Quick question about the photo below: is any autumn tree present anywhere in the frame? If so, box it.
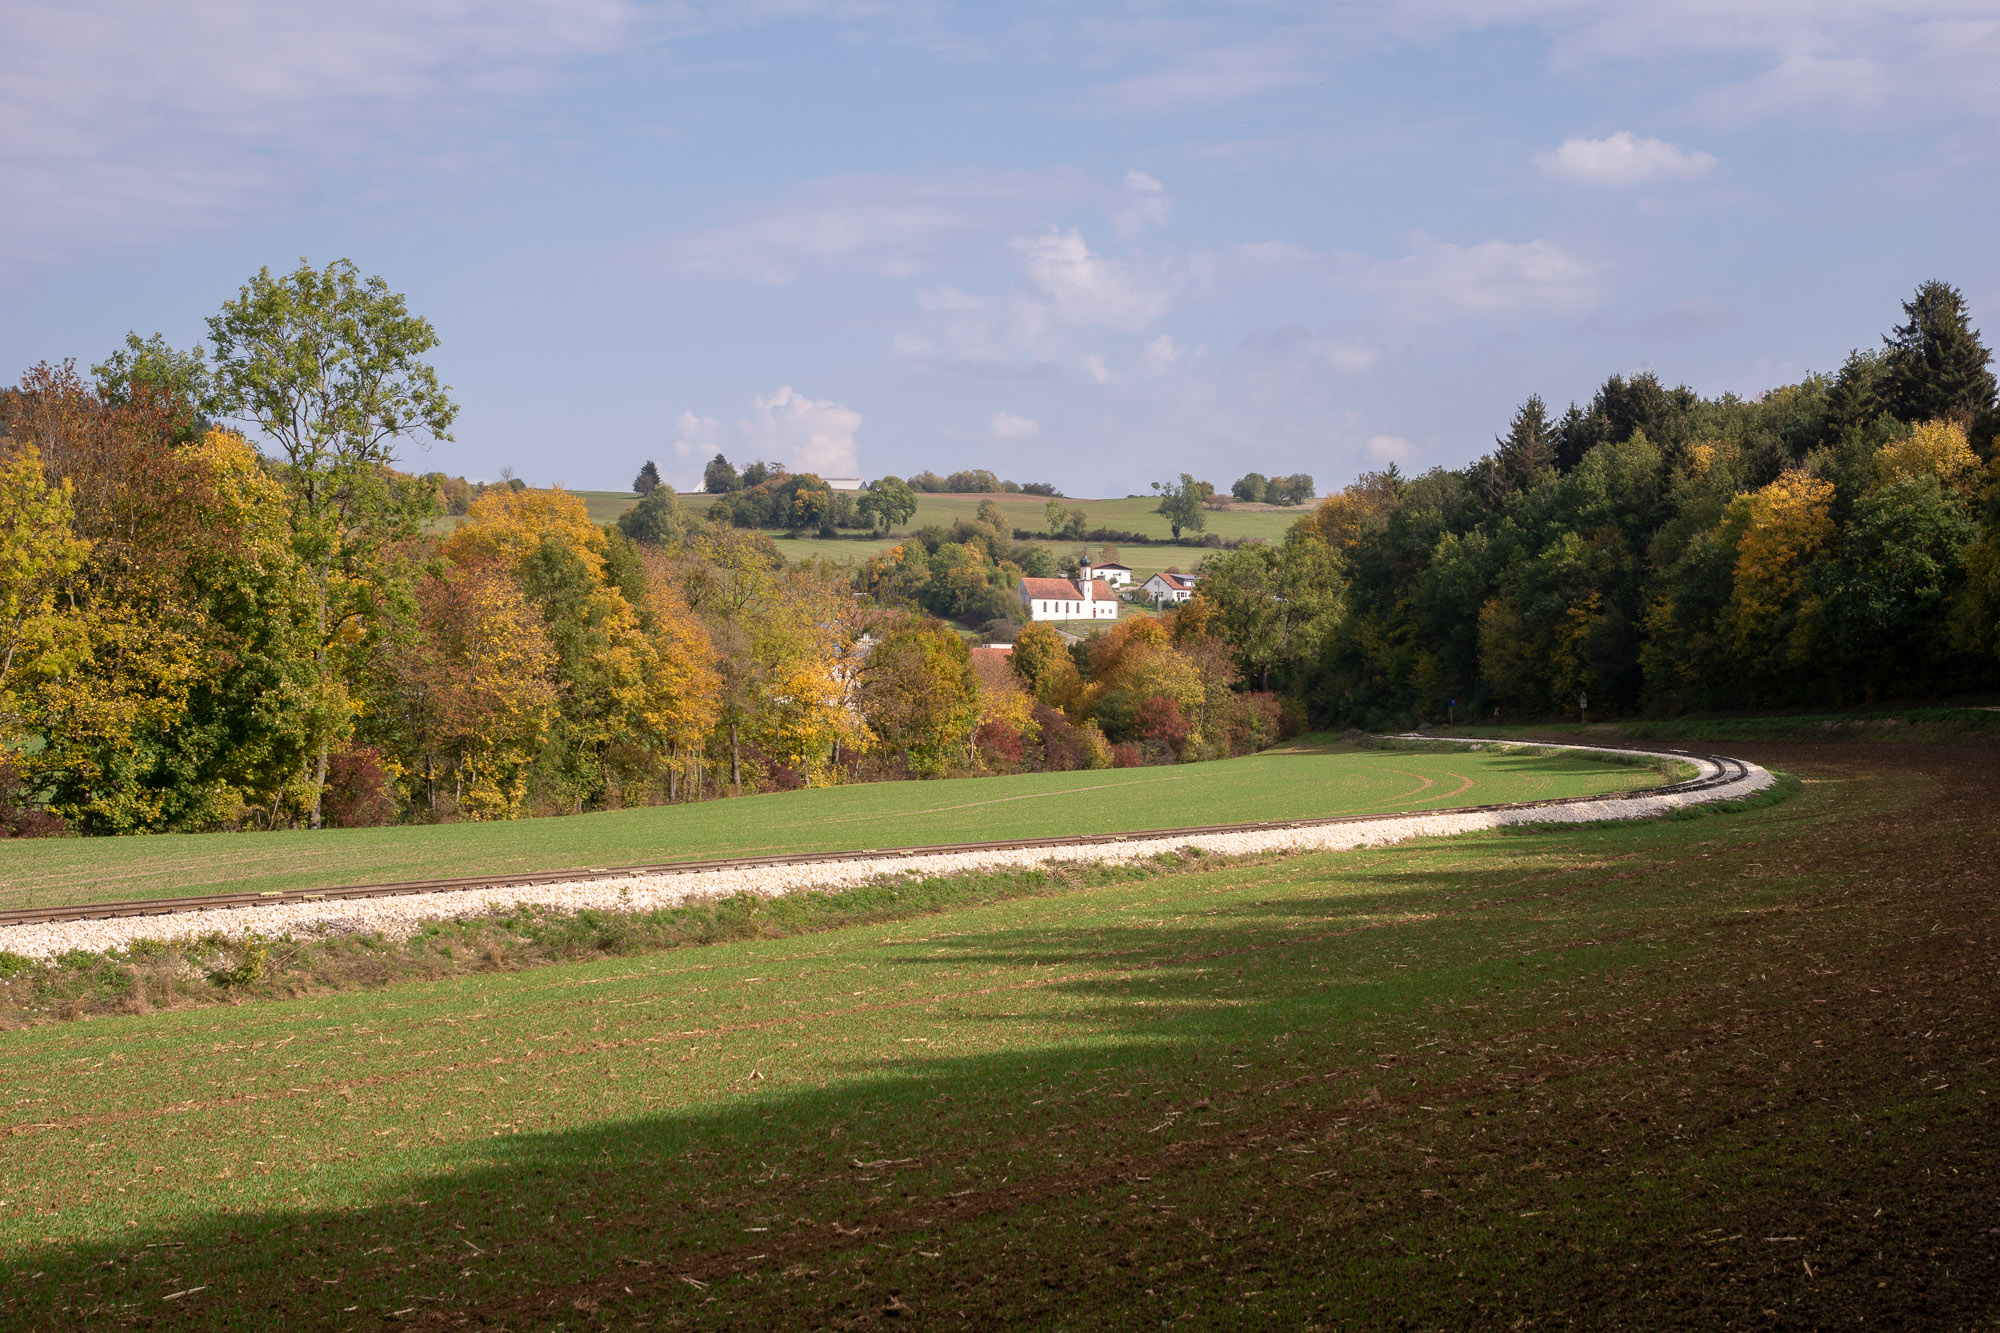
[860,617,980,777]
[0,447,89,734]
[381,564,557,819]
[1009,621,1082,709]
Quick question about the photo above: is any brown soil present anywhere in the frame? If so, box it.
[440,741,2000,1330]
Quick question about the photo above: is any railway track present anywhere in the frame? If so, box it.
[0,745,1749,930]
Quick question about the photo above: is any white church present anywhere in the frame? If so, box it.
[1017,562,1121,622]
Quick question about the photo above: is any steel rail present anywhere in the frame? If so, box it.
[0,744,1748,929]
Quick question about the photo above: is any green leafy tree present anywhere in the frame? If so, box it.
[1152,474,1210,540]
[1195,527,1346,691]
[91,333,214,441]
[617,485,689,547]
[633,460,661,495]
[858,475,918,530]
[207,257,457,826]
[703,454,738,494]
[1231,473,1268,503]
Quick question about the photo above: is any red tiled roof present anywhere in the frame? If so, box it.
[1019,577,1080,599]
[1086,580,1115,600]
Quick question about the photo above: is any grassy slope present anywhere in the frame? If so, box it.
[569,489,1301,581]
[4,739,1995,1329]
[0,744,1652,910]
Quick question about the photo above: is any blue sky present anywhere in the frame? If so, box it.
[6,2,1997,495]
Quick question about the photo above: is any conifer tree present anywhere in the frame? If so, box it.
[1882,280,1997,424]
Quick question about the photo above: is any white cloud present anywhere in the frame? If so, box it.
[1395,0,2000,122]
[650,170,1097,283]
[672,386,861,479]
[1236,325,1377,375]
[1143,335,1183,374]
[894,228,1179,378]
[1347,235,1603,319]
[1089,43,1312,114]
[1112,169,1172,239]
[1013,228,1173,331]
[1535,132,1716,185]
[990,412,1042,439]
[918,285,986,312]
[0,0,633,269]
[1366,434,1419,465]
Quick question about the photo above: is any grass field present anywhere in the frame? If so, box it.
[556,489,1300,585]
[3,735,1994,1329]
[0,742,1655,910]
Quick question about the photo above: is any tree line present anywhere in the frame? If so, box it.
[0,260,1290,836]
[1191,281,2000,725]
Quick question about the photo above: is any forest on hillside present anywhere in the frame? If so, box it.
[1,263,1993,837]
[1195,280,2000,727]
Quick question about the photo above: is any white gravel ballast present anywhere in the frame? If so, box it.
[1,742,1772,961]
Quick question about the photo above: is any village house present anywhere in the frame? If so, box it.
[1142,571,1200,605]
[1017,575,1119,622]
[1083,560,1133,587]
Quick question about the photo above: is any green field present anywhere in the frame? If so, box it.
[0,743,1654,910]
[5,736,1993,1328]
[562,489,1300,582]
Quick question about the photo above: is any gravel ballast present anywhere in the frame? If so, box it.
[0,743,1771,961]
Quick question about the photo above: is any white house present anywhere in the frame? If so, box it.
[1142,571,1199,605]
[822,477,866,492]
[1080,560,1132,588]
[1018,575,1119,622]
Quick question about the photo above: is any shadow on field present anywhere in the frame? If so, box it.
[14,744,1999,1331]
[9,855,1563,1330]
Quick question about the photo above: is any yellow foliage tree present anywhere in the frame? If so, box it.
[444,485,608,575]
[0,446,90,734]
[1873,420,1984,497]
[1724,469,1835,681]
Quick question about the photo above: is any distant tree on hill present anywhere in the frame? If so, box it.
[739,460,776,488]
[633,460,661,495]
[857,475,918,531]
[1152,474,1211,539]
[616,485,687,546]
[907,470,948,493]
[945,468,1004,493]
[703,453,738,494]
[1232,473,1267,503]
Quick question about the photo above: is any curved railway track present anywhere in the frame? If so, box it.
[0,745,1751,929]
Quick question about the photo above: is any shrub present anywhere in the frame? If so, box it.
[323,747,397,828]
[975,720,1026,772]
[0,753,63,838]
[1110,742,1143,768]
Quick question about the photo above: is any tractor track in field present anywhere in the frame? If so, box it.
[0,745,1754,930]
